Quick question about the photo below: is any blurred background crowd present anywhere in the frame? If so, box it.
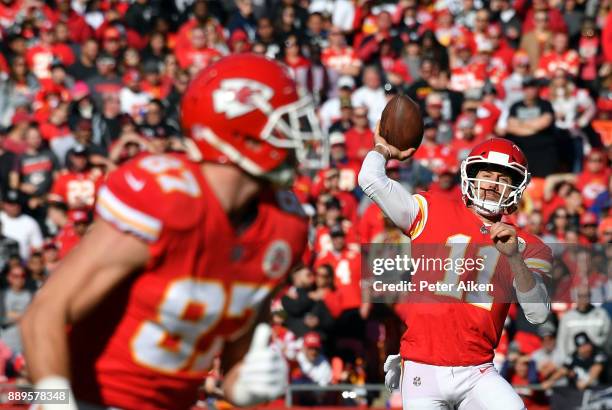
[0,0,611,408]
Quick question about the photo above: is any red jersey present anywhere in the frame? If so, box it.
[413,143,455,174]
[55,222,81,259]
[396,191,552,366]
[49,169,103,211]
[536,50,580,78]
[316,248,362,314]
[69,154,308,410]
[321,47,360,72]
[175,47,222,71]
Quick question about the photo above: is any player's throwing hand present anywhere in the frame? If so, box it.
[490,222,519,257]
[373,122,417,161]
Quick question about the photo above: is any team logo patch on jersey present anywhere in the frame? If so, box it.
[212,78,274,119]
[262,240,292,279]
[413,376,421,387]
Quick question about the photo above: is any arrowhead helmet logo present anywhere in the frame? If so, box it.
[212,78,274,119]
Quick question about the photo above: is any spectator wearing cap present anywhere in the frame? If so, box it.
[0,55,39,129]
[282,267,317,337]
[450,114,480,161]
[531,322,564,383]
[328,96,353,135]
[543,331,608,390]
[314,223,366,322]
[343,106,373,163]
[48,146,103,212]
[313,133,361,195]
[315,167,358,224]
[413,117,455,173]
[576,150,610,209]
[87,54,122,111]
[67,39,99,82]
[140,60,172,101]
[578,212,599,243]
[319,76,354,133]
[72,118,106,160]
[0,264,33,353]
[41,239,60,275]
[321,26,362,79]
[428,160,461,200]
[505,76,557,178]
[351,66,386,129]
[119,70,151,119]
[0,190,42,261]
[489,0,522,48]
[294,332,332,387]
[56,210,90,258]
[556,285,611,361]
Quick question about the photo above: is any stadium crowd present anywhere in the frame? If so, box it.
[0,0,611,408]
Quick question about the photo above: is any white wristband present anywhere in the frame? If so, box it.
[35,376,77,410]
[374,143,391,161]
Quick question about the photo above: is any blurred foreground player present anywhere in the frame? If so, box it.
[21,54,327,410]
[359,132,552,409]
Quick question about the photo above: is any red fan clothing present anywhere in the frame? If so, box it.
[321,47,361,73]
[359,203,385,243]
[413,143,456,173]
[175,47,222,71]
[312,222,358,256]
[395,191,552,366]
[344,127,374,163]
[576,169,611,209]
[49,169,104,211]
[55,222,82,259]
[315,248,362,316]
[69,153,308,410]
[25,44,75,80]
[536,50,580,78]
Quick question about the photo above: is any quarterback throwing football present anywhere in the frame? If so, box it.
[359,131,552,409]
[21,54,326,410]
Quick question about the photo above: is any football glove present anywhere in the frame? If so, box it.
[383,354,402,392]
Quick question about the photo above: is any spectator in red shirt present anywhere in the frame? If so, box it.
[175,26,222,74]
[321,26,362,78]
[536,32,580,78]
[26,21,74,80]
[48,146,103,211]
[51,0,94,45]
[343,106,373,163]
[576,150,611,208]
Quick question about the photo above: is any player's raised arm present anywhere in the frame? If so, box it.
[358,124,420,233]
[20,220,149,397]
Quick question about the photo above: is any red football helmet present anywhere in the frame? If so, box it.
[181,54,327,185]
[460,138,530,215]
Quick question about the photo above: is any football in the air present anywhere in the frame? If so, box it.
[379,94,424,151]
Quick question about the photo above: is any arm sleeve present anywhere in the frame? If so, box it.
[513,274,550,324]
[513,242,553,324]
[358,151,421,233]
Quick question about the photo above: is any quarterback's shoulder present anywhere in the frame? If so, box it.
[96,153,205,241]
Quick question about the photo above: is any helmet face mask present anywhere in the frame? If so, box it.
[460,139,530,217]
